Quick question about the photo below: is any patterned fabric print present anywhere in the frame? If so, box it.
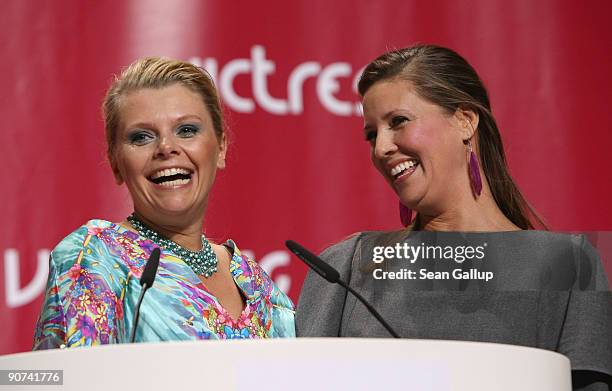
[33,219,295,349]
[32,285,66,349]
[174,243,271,340]
[33,227,127,349]
[200,300,268,339]
[231,247,274,298]
[64,261,123,346]
[91,225,148,277]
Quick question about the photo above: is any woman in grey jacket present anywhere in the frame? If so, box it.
[296,45,611,390]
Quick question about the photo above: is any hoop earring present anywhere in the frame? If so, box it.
[467,139,482,197]
[399,202,412,227]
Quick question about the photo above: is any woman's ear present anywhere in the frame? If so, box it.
[217,133,228,169]
[454,106,480,141]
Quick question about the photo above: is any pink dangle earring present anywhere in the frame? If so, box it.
[467,139,482,197]
[399,202,412,227]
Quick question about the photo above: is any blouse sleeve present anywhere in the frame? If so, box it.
[32,252,67,350]
[32,226,125,349]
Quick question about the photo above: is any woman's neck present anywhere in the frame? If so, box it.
[416,187,520,232]
[129,211,205,251]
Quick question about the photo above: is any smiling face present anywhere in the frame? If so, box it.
[111,83,227,225]
[362,79,472,214]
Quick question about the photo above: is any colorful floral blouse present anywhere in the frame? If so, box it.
[33,219,295,349]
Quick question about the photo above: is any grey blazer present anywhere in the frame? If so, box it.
[296,231,612,390]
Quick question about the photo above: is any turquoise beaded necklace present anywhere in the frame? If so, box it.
[127,213,218,277]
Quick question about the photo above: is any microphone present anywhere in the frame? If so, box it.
[130,247,161,343]
[286,240,400,338]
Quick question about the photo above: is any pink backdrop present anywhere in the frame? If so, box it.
[1,0,611,354]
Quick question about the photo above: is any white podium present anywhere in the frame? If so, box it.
[0,338,571,390]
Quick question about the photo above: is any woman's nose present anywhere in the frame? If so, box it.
[374,130,397,159]
[154,135,180,158]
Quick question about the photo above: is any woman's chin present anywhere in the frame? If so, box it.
[397,191,423,211]
[137,203,201,220]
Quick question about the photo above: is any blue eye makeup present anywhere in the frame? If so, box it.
[125,123,201,146]
[177,124,200,137]
[128,130,155,145]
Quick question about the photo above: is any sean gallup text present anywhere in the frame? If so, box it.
[373,268,494,282]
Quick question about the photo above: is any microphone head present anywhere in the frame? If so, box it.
[140,247,161,288]
[285,240,340,283]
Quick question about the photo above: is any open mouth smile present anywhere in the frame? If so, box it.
[148,167,193,187]
[390,160,419,182]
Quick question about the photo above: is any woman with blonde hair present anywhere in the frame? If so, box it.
[34,57,294,348]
